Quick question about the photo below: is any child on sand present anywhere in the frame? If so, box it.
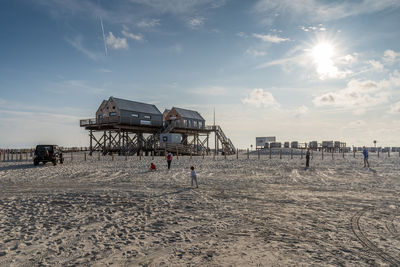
[305,148,311,169]
[150,162,156,171]
[190,166,198,188]
[167,152,172,170]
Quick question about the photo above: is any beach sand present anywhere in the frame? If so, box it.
[1,153,399,266]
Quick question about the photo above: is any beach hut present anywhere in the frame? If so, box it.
[95,96,163,126]
[291,141,298,148]
[270,142,281,148]
[284,142,290,148]
[164,107,205,129]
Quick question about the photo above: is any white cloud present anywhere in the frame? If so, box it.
[237,32,247,38]
[295,105,309,117]
[121,30,143,41]
[137,19,161,28]
[66,36,98,60]
[300,25,326,32]
[106,32,128,49]
[368,60,384,72]
[98,68,112,73]
[129,0,227,14]
[245,48,266,57]
[383,49,400,64]
[253,0,400,23]
[389,101,400,114]
[313,79,389,114]
[242,89,279,108]
[187,17,205,28]
[253,33,289,43]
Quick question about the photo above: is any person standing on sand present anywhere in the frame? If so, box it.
[190,166,198,188]
[167,152,172,170]
[363,146,370,168]
[306,148,311,168]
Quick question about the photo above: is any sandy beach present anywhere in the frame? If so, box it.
[1,153,400,266]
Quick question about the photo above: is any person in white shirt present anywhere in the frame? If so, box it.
[190,166,198,188]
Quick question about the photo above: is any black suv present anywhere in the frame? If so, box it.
[34,145,64,166]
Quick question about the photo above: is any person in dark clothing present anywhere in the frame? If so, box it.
[362,146,370,168]
[167,152,172,170]
[306,148,311,168]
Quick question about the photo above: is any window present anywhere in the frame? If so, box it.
[183,119,187,127]
[131,113,139,118]
[109,112,117,116]
[144,115,151,119]
[193,121,197,127]
[199,121,203,128]
[98,115,103,119]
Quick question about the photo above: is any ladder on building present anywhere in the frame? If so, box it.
[214,125,236,154]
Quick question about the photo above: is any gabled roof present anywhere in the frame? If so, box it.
[172,107,205,121]
[111,97,161,115]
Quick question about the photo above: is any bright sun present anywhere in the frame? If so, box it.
[312,42,338,79]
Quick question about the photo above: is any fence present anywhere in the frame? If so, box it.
[1,148,399,164]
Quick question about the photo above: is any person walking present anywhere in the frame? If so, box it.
[190,166,198,188]
[362,146,370,168]
[167,152,172,170]
[306,148,311,169]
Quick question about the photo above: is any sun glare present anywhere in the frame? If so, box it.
[312,42,338,79]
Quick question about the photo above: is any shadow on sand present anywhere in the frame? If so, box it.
[0,163,50,171]
[153,188,192,198]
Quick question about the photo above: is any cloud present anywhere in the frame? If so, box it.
[294,105,309,117]
[242,89,279,108]
[245,49,266,57]
[313,79,389,114]
[137,19,161,28]
[98,68,112,73]
[253,0,400,23]
[383,49,400,64]
[121,29,143,41]
[300,25,326,32]
[237,32,248,38]
[106,32,128,49]
[253,33,289,43]
[66,36,98,60]
[187,17,205,28]
[129,0,227,14]
[368,60,384,72]
[257,55,302,69]
[0,98,6,105]
[170,43,183,53]
[389,101,400,114]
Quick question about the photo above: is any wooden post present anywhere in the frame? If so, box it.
[291,149,293,159]
[269,148,272,159]
[378,149,380,158]
[152,150,154,160]
[98,152,101,161]
[388,149,390,158]
[202,151,205,159]
[165,148,167,159]
[84,153,87,162]
[342,148,345,158]
[258,149,260,160]
[311,149,314,159]
[213,150,216,160]
[236,148,238,159]
[331,149,334,160]
[353,149,355,158]
[280,149,282,159]
[176,146,179,160]
[26,152,28,161]
[139,151,142,161]
[190,150,192,160]
[224,150,227,160]
[11,152,13,161]
[322,149,324,160]
[70,152,73,161]
[301,148,303,159]
[112,153,114,161]
[20,152,22,162]
[247,148,249,159]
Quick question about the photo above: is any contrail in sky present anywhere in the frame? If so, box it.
[100,17,107,56]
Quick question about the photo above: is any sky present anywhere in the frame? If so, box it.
[1,0,400,149]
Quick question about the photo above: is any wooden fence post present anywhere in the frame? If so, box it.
[322,149,324,160]
[258,149,260,160]
[84,153,87,162]
[269,149,272,159]
[331,150,334,160]
[125,154,128,161]
[301,148,303,159]
[236,148,238,159]
[112,153,114,161]
[247,148,249,159]
[70,152,73,161]
[20,152,22,162]
[378,149,380,158]
[342,148,345,158]
[202,152,205,159]
[353,149,355,158]
[388,150,390,158]
[139,151,142,161]
[176,147,179,160]
[152,150,154,160]
[98,152,101,161]
[291,149,293,159]
[280,149,282,159]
